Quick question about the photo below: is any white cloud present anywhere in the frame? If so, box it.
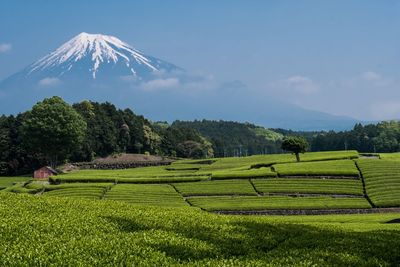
[282,75,319,94]
[0,43,12,53]
[119,75,139,82]
[342,71,391,89]
[370,101,400,120]
[38,77,61,87]
[140,78,180,91]
[361,71,382,81]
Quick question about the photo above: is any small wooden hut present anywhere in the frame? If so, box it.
[33,166,58,180]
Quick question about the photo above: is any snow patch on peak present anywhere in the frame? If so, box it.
[27,32,165,79]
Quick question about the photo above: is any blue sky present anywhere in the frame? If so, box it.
[1,0,400,120]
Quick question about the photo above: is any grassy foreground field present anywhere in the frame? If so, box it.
[0,193,399,266]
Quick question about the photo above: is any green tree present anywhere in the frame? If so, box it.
[143,125,161,154]
[177,140,204,158]
[22,96,87,168]
[119,123,130,153]
[281,136,308,162]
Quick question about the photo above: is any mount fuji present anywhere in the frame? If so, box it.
[0,32,360,130]
[0,32,184,115]
[2,32,180,83]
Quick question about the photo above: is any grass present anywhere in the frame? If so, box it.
[188,195,371,211]
[379,152,400,160]
[53,175,210,184]
[252,178,364,195]
[0,177,31,189]
[2,182,41,194]
[42,182,113,191]
[199,150,359,172]
[273,159,360,177]
[50,151,359,184]
[57,165,207,178]
[104,184,188,207]
[173,180,257,196]
[7,151,400,215]
[0,193,398,266]
[43,187,107,199]
[211,167,276,179]
[357,159,400,207]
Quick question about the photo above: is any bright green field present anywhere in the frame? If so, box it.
[104,184,188,207]
[252,178,364,195]
[0,193,398,266]
[173,180,257,196]
[211,167,276,179]
[185,150,359,172]
[379,152,400,160]
[188,195,371,211]
[3,150,400,215]
[43,187,107,199]
[52,151,359,183]
[273,159,360,177]
[357,159,400,207]
[0,177,31,189]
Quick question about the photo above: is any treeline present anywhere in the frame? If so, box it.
[174,120,400,155]
[1,96,399,176]
[172,120,284,157]
[70,101,212,161]
[310,122,400,153]
[0,97,212,175]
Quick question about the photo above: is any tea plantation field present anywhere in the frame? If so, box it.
[1,150,400,265]
[1,150,400,213]
[0,193,399,266]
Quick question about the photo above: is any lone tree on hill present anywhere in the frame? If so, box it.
[22,96,87,168]
[281,136,308,162]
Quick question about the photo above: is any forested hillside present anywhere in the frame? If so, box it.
[1,97,400,176]
[173,120,283,157]
[310,122,400,152]
[0,99,212,175]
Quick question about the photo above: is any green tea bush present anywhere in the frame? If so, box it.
[357,159,400,207]
[104,184,188,207]
[252,178,364,195]
[188,195,371,211]
[0,193,397,266]
[273,160,360,177]
[174,180,257,196]
[211,167,276,180]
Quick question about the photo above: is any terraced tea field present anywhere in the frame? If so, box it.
[173,179,257,196]
[1,150,400,215]
[0,177,31,189]
[1,151,400,265]
[104,184,188,207]
[44,187,106,199]
[187,195,371,211]
[52,165,210,183]
[357,159,400,207]
[39,183,111,199]
[273,159,360,177]
[211,167,276,179]
[252,178,364,196]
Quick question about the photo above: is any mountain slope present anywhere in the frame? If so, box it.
[3,32,179,83]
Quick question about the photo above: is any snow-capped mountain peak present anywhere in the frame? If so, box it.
[26,32,178,79]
